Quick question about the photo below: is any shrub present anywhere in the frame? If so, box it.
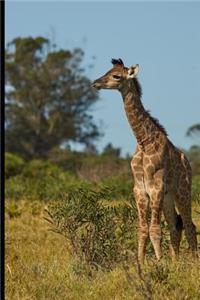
[5,176,27,200]
[77,154,131,182]
[22,159,66,178]
[101,176,133,199]
[6,201,22,218]
[49,147,131,181]
[48,148,83,175]
[192,176,200,203]
[5,152,25,178]
[5,159,93,201]
[45,188,137,270]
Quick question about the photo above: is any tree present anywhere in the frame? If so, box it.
[186,123,200,140]
[5,37,101,159]
[186,123,200,176]
[102,143,121,158]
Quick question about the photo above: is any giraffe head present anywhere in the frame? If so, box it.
[92,58,139,91]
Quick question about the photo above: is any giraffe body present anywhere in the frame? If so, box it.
[92,59,198,263]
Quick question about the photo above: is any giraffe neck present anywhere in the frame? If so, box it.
[120,80,162,148]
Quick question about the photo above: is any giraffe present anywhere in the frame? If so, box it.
[92,58,198,263]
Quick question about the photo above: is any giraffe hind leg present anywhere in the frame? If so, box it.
[174,156,198,258]
[175,193,198,258]
[163,192,183,260]
[169,214,183,260]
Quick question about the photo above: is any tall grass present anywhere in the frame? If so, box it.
[5,199,200,300]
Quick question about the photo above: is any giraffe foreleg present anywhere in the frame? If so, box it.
[148,170,165,261]
[149,195,163,261]
[134,186,149,264]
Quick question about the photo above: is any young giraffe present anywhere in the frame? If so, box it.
[92,58,198,263]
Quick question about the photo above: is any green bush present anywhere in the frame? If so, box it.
[77,153,131,182]
[5,176,27,200]
[192,176,200,203]
[48,148,84,174]
[22,159,62,178]
[6,201,22,218]
[101,176,133,199]
[46,188,137,270]
[5,159,93,201]
[5,152,25,178]
[5,154,200,205]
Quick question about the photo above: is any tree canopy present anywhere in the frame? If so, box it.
[186,123,200,139]
[186,123,200,175]
[5,36,101,159]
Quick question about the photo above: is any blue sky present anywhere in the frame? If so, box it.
[6,1,200,156]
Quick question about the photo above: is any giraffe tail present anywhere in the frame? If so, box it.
[176,214,184,230]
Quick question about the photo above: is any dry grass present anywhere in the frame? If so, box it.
[5,200,200,300]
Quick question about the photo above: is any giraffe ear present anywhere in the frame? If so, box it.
[127,64,139,79]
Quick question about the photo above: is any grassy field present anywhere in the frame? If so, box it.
[5,200,200,300]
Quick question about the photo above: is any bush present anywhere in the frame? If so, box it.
[6,201,22,218]
[192,176,200,203]
[101,176,133,199]
[77,154,131,182]
[48,147,131,181]
[48,148,83,175]
[46,188,137,270]
[5,152,25,178]
[5,159,93,201]
[5,176,27,200]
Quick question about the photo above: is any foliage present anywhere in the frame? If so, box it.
[5,36,100,159]
[186,123,200,176]
[5,158,93,201]
[77,153,131,182]
[186,123,200,138]
[48,147,129,180]
[22,159,67,178]
[6,201,22,218]
[48,147,84,174]
[5,152,25,178]
[46,188,137,270]
[187,145,200,176]
[5,151,200,203]
[5,149,133,204]
[101,176,133,199]
[192,176,200,203]
[102,143,121,158]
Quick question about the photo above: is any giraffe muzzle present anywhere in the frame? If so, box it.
[91,80,102,90]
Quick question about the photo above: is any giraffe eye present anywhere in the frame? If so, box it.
[113,75,121,80]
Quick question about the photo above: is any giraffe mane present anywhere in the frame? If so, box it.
[146,110,168,136]
[132,77,167,135]
[133,77,142,98]
[111,59,167,135]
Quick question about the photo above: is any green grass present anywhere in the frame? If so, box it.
[5,200,200,300]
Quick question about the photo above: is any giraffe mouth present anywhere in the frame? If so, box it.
[91,80,102,90]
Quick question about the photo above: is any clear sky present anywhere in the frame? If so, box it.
[5,1,200,156]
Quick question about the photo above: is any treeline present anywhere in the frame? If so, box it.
[5,149,132,201]
[5,147,200,202]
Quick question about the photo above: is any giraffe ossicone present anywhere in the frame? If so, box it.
[92,59,198,263]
